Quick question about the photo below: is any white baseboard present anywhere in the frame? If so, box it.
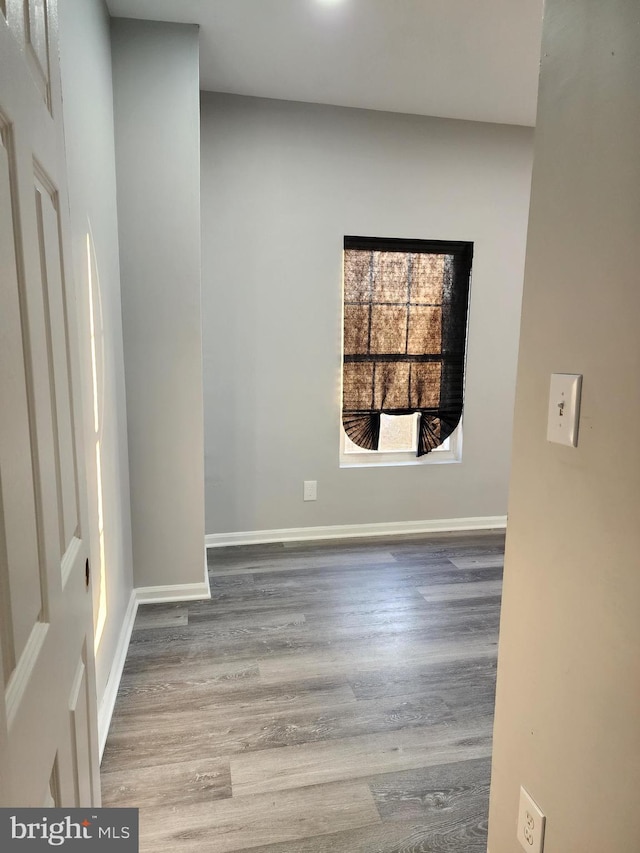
[98,589,138,762]
[135,579,211,605]
[205,516,507,548]
[136,550,212,603]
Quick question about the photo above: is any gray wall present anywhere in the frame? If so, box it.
[201,94,534,534]
[488,1,640,850]
[111,20,206,589]
[58,0,133,704]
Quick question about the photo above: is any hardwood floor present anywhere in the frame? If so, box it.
[101,530,504,852]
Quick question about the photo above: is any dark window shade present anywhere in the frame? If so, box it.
[342,236,473,457]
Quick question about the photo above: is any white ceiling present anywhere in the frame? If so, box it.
[105,0,543,126]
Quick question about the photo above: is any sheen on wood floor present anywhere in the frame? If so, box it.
[101,531,504,853]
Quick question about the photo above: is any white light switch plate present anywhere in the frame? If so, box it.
[547,373,582,447]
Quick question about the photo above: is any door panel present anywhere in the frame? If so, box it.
[0,0,100,807]
[25,0,51,110]
[34,169,80,556]
[69,652,93,807]
[0,115,42,675]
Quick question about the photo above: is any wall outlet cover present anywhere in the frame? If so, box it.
[517,786,545,852]
[303,480,317,501]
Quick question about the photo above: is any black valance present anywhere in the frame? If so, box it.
[342,236,473,456]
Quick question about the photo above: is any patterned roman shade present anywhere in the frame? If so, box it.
[342,236,473,456]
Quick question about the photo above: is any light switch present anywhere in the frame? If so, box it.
[547,373,582,447]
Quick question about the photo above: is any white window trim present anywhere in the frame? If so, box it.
[339,419,463,468]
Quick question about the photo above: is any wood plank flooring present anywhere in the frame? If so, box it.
[101,530,504,852]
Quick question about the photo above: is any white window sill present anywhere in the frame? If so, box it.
[340,453,461,469]
[340,425,463,468]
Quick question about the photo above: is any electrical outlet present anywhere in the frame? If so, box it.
[517,786,545,852]
[303,480,317,501]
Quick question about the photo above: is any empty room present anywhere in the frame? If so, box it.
[1,2,639,853]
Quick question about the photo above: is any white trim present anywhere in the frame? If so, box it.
[135,550,211,604]
[340,419,462,468]
[134,579,211,605]
[206,516,507,548]
[98,590,137,762]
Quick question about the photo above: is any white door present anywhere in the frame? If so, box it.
[0,0,100,806]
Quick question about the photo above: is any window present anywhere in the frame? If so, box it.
[341,236,472,464]
[341,411,460,467]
